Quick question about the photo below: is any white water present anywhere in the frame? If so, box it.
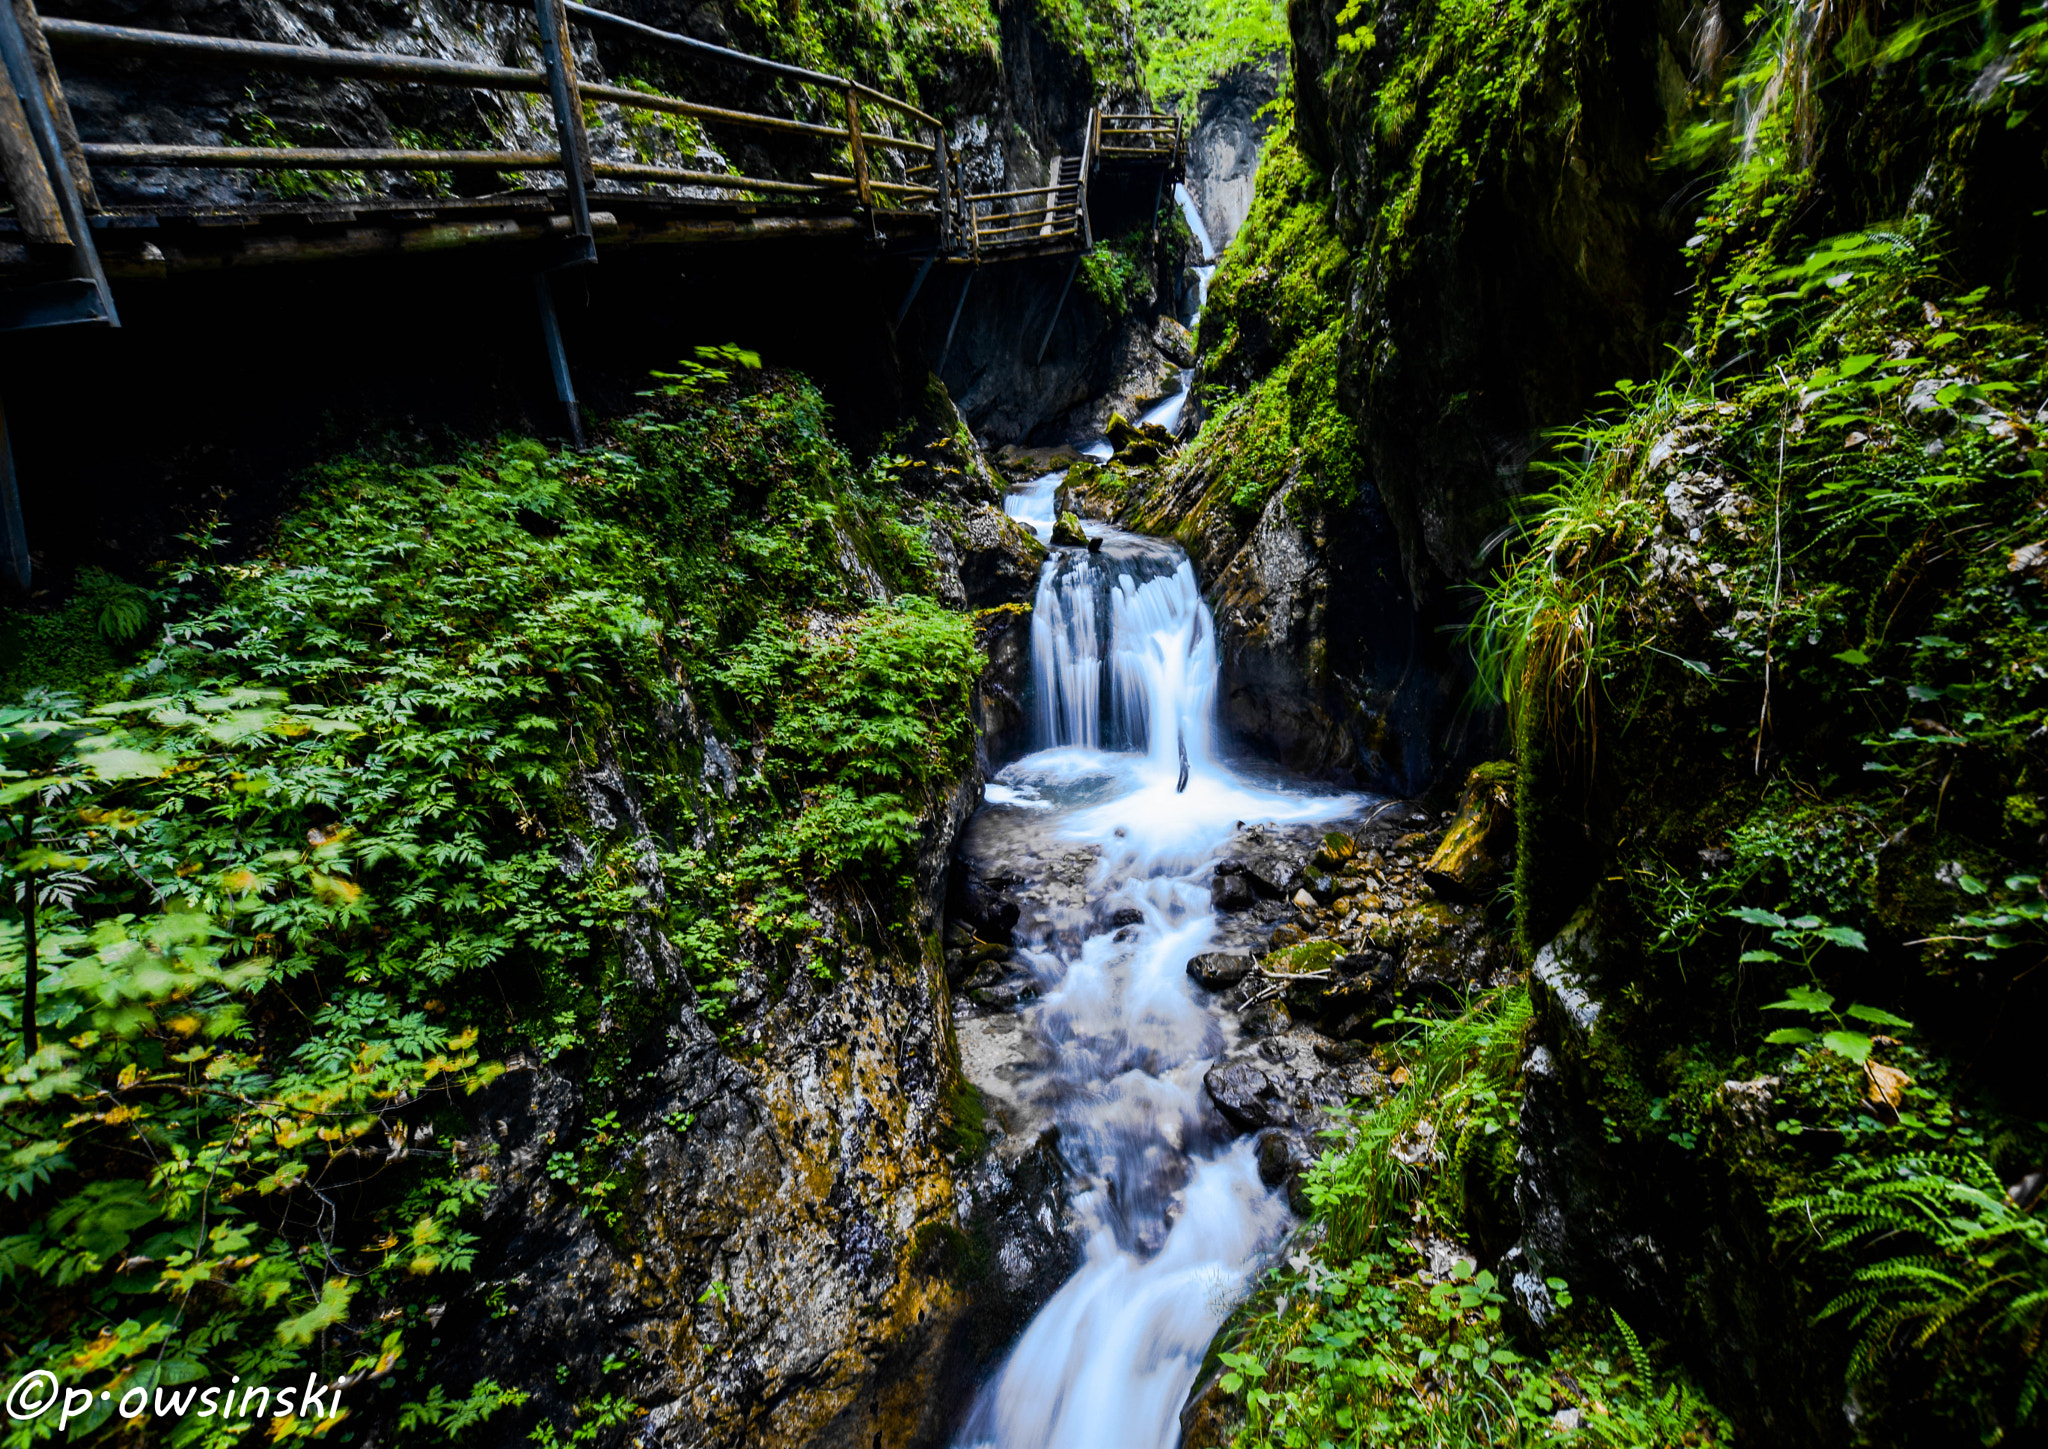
[957,193,1365,1440]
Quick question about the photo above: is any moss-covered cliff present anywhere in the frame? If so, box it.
[1168,0,2048,1445]
[0,363,1063,1447]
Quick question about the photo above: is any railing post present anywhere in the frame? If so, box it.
[934,129,951,251]
[842,85,872,211]
[534,0,594,264]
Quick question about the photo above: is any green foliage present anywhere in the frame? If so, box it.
[1222,989,1731,1447]
[0,367,982,1437]
[1181,121,1363,517]
[1329,0,1587,269]
[1783,1151,2048,1432]
[1468,6,2048,1435]
[1078,234,1148,320]
[1305,986,1529,1257]
[1030,0,1142,90]
[0,569,152,700]
[723,0,999,111]
[1134,0,1285,109]
[644,344,763,404]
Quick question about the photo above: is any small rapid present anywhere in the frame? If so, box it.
[950,187,1368,1449]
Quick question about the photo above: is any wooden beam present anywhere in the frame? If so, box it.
[41,18,550,91]
[82,143,560,169]
[0,50,63,242]
[13,2,91,209]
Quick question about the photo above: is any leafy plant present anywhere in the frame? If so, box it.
[1730,908,1911,1066]
[1783,1151,2048,1431]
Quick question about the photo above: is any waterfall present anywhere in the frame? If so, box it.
[956,173,1367,1449]
[960,488,1364,1449]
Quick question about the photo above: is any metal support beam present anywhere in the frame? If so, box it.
[936,267,974,374]
[893,252,935,332]
[0,397,28,592]
[1036,253,1080,366]
[534,272,584,449]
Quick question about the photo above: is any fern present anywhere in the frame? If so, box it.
[1782,1151,2048,1428]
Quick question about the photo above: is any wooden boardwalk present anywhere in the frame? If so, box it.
[0,0,1186,585]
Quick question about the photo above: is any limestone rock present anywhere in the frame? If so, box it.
[1106,411,1176,465]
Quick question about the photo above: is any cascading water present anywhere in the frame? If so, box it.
[954,182,1368,1448]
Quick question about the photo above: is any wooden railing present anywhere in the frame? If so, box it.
[14,0,950,263]
[1089,109,1185,169]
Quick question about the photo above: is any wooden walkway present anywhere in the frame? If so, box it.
[0,0,1187,584]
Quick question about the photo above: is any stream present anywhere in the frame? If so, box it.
[949,189,1377,1449]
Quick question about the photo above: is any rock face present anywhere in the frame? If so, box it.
[1184,59,1286,252]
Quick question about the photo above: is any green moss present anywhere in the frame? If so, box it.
[1032,0,1143,90]
[1182,121,1363,517]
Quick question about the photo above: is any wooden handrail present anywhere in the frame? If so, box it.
[81,143,560,170]
[41,18,550,90]
[579,82,928,153]
[559,0,938,128]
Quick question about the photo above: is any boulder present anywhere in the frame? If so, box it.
[1106,906,1145,929]
[1204,1059,1295,1131]
[1186,951,1257,989]
[1106,411,1175,465]
[1050,511,1089,547]
[949,863,1020,944]
[1421,761,1515,901]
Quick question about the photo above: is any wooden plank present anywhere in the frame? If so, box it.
[590,159,833,195]
[808,172,936,198]
[0,49,63,241]
[13,1,91,209]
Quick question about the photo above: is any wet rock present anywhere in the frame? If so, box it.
[957,506,1051,608]
[1051,511,1090,547]
[969,973,1039,1010]
[1106,906,1145,928]
[950,862,1021,945]
[1204,1058,1295,1131]
[1239,998,1293,1038]
[1210,867,1258,911]
[1255,1128,1318,1189]
[1421,761,1515,900]
[1336,948,1397,977]
[1154,314,1196,368]
[1313,1038,1370,1065]
[1107,411,1176,465]
[1187,951,1258,989]
[1219,823,1317,897]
